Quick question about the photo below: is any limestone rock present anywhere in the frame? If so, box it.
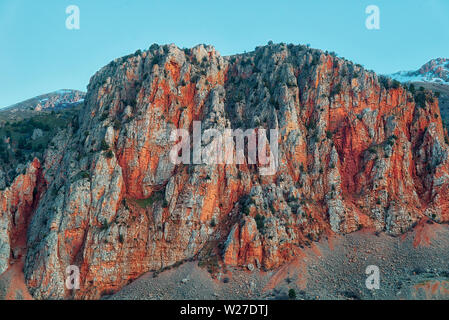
[0,43,447,299]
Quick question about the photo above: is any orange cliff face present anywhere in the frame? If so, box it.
[0,159,42,276]
[1,43,449,299]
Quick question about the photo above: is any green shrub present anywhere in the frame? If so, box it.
[15,149,23,159]
[414,91,426,108]
[113,120,121,130]
[100,112,108,121]
[311,55,319,66]
[0,150,9,163]
[105,150,114,159]
[100,139,109,151]
[379,75,391,89]
[331,83,342,96]
[100,218,110,230]
[242,204,250,216]
[80,171,90,179]
[255,214,266,233]
[392,80,401,89]
[288,289,297,299]
[135,190,165,208]
[306,120,316,131]
[386,136,396,147]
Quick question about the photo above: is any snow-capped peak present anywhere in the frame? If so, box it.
[388,58,449,85]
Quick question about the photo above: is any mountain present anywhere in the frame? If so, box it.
[388,59,449,129]
[389,58,449,85]
[3,89,85,111]
[1,43,449,299]
[0,90,85,125]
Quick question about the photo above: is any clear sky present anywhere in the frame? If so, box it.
[1,0,448,107]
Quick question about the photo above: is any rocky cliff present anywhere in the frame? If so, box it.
[1,43,449,299]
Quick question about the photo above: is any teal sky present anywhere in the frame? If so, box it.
[1,0,448,107]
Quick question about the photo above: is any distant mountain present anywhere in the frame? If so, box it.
[3,89,85,112]
[0,89,85,124]
[389,58,449,85]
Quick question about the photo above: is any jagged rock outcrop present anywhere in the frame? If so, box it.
[1,43,449,299]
